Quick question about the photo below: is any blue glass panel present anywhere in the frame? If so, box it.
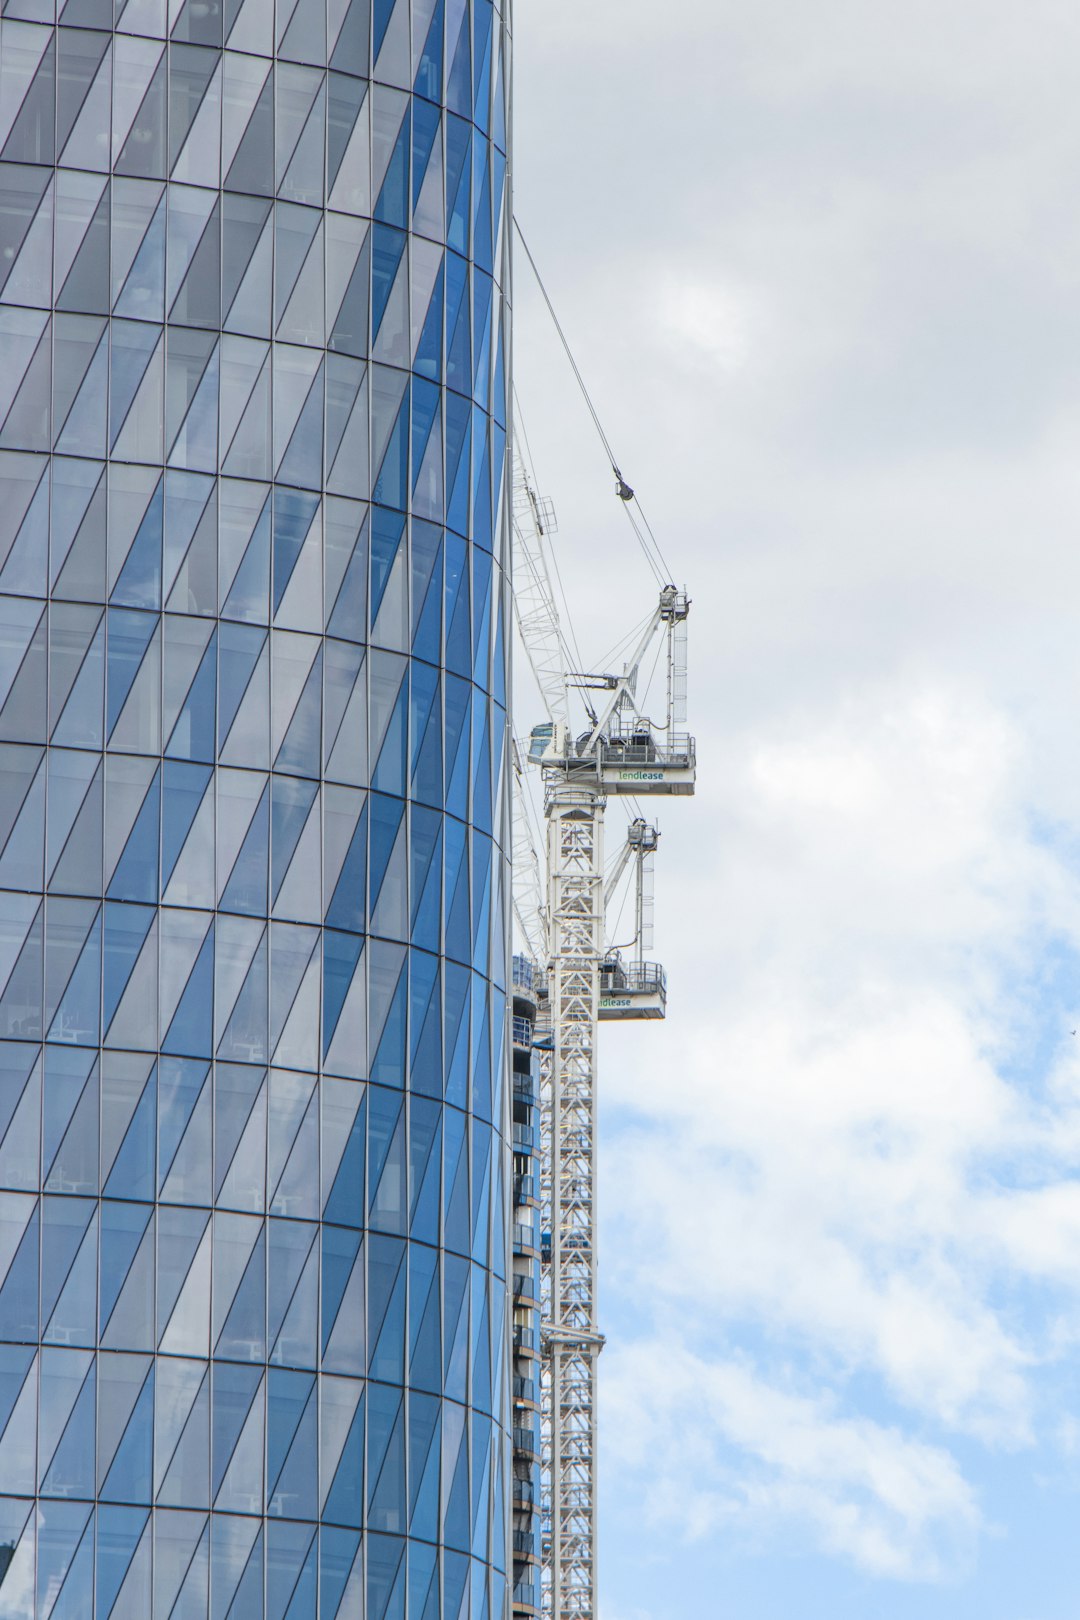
[215,1220,266,1361]
[1,473,48,596]
[271,776,318,900]
[371,954,407,1088]
[443,1106,469,1258]
[375,110,409,228]
[267,1520,317,1620]
[323,1392,364,1529]
[473,150,492,275]
[414,262,444,382]
[162,919,214,1057]
[155,1210,208,1358]
[35,1501,93,1618]
[39,1194,90,1314]
[471,406,492,550]
[107,772,160,902]
[408,1243,440,1397]
[51,620,105,752]
[165,627,217,762]
[154,1509,209,1620]
[99,1201,151,1334]
[319,1525,361,1613]
[409,948,441,1097]
[210,1515,262,1620]
[41,1044,95,1185]
[409,1538,439,1620]
[323,928,364,1056]
[111,478,164,609]
[371,508,405,626]
[443,538,469,683]
[409,1393,440,1542]
[44,1206,98,1347]
[323,1085,366,1228]
[445,115,470,249]
[210,1361,261,1498]
[41,1350,95,1497]
[470,1265,491,1415]
[106,609,156,734]
[162,761,213,887]
[372,385,404,511]
[273,489,320,615]
[369,790,403,912]
[409,1095,441,1245]
[410,816,442,957]
[223,494,271,623]
[0,1342,32,1438]
[415,0,444,101]
[275,648,323,780]
[367,1530,405,1620]
[217,622,265,749]
[412,373,440,478]
[371,226,406,336]
[372,0,394,56]
[443,815,469,966]
[473,0,492,117]
[373,679,407,798]
[326,508,369,642]
[157,1058,210,1198]
[443,1413,470,1551]
[46,904,101,1048]
[412,102,440,208]
[0,1194,39,1339]
[0,1054,39,1195]
[96,1505,148,1618]
[320,1223,361,1355]
[372,1231,404,1386]
[101,1358,154,1504]
[269,1372,317,1520]
[368,1085,405,1233]
[467,983,491,1125]
[267,1218,317,1367]
[443,961,469,1109]
[366,1382,404,1531]
[221,782,270,915]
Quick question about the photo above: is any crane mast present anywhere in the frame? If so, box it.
[510,436,695,1620]
[541,778,605,1620]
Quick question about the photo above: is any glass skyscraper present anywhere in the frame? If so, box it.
[0,0,513,1612]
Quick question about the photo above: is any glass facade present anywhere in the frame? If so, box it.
[0,0,513,1612]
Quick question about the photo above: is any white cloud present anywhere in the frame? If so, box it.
[658,272,758,377]
[595,680,1080,1571]
[603,1343,980,1580]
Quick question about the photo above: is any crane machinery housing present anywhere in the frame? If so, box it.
[509,442,695,1620]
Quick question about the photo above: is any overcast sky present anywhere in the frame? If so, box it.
[512,4,1080,1616]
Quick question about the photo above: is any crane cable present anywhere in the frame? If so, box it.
[513,218,677,589]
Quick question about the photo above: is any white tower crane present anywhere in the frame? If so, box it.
[511,438,695,1620]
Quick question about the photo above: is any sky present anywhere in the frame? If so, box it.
[510,3,1080,1617]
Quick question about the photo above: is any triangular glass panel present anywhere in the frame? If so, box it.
[1,32,55,166]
